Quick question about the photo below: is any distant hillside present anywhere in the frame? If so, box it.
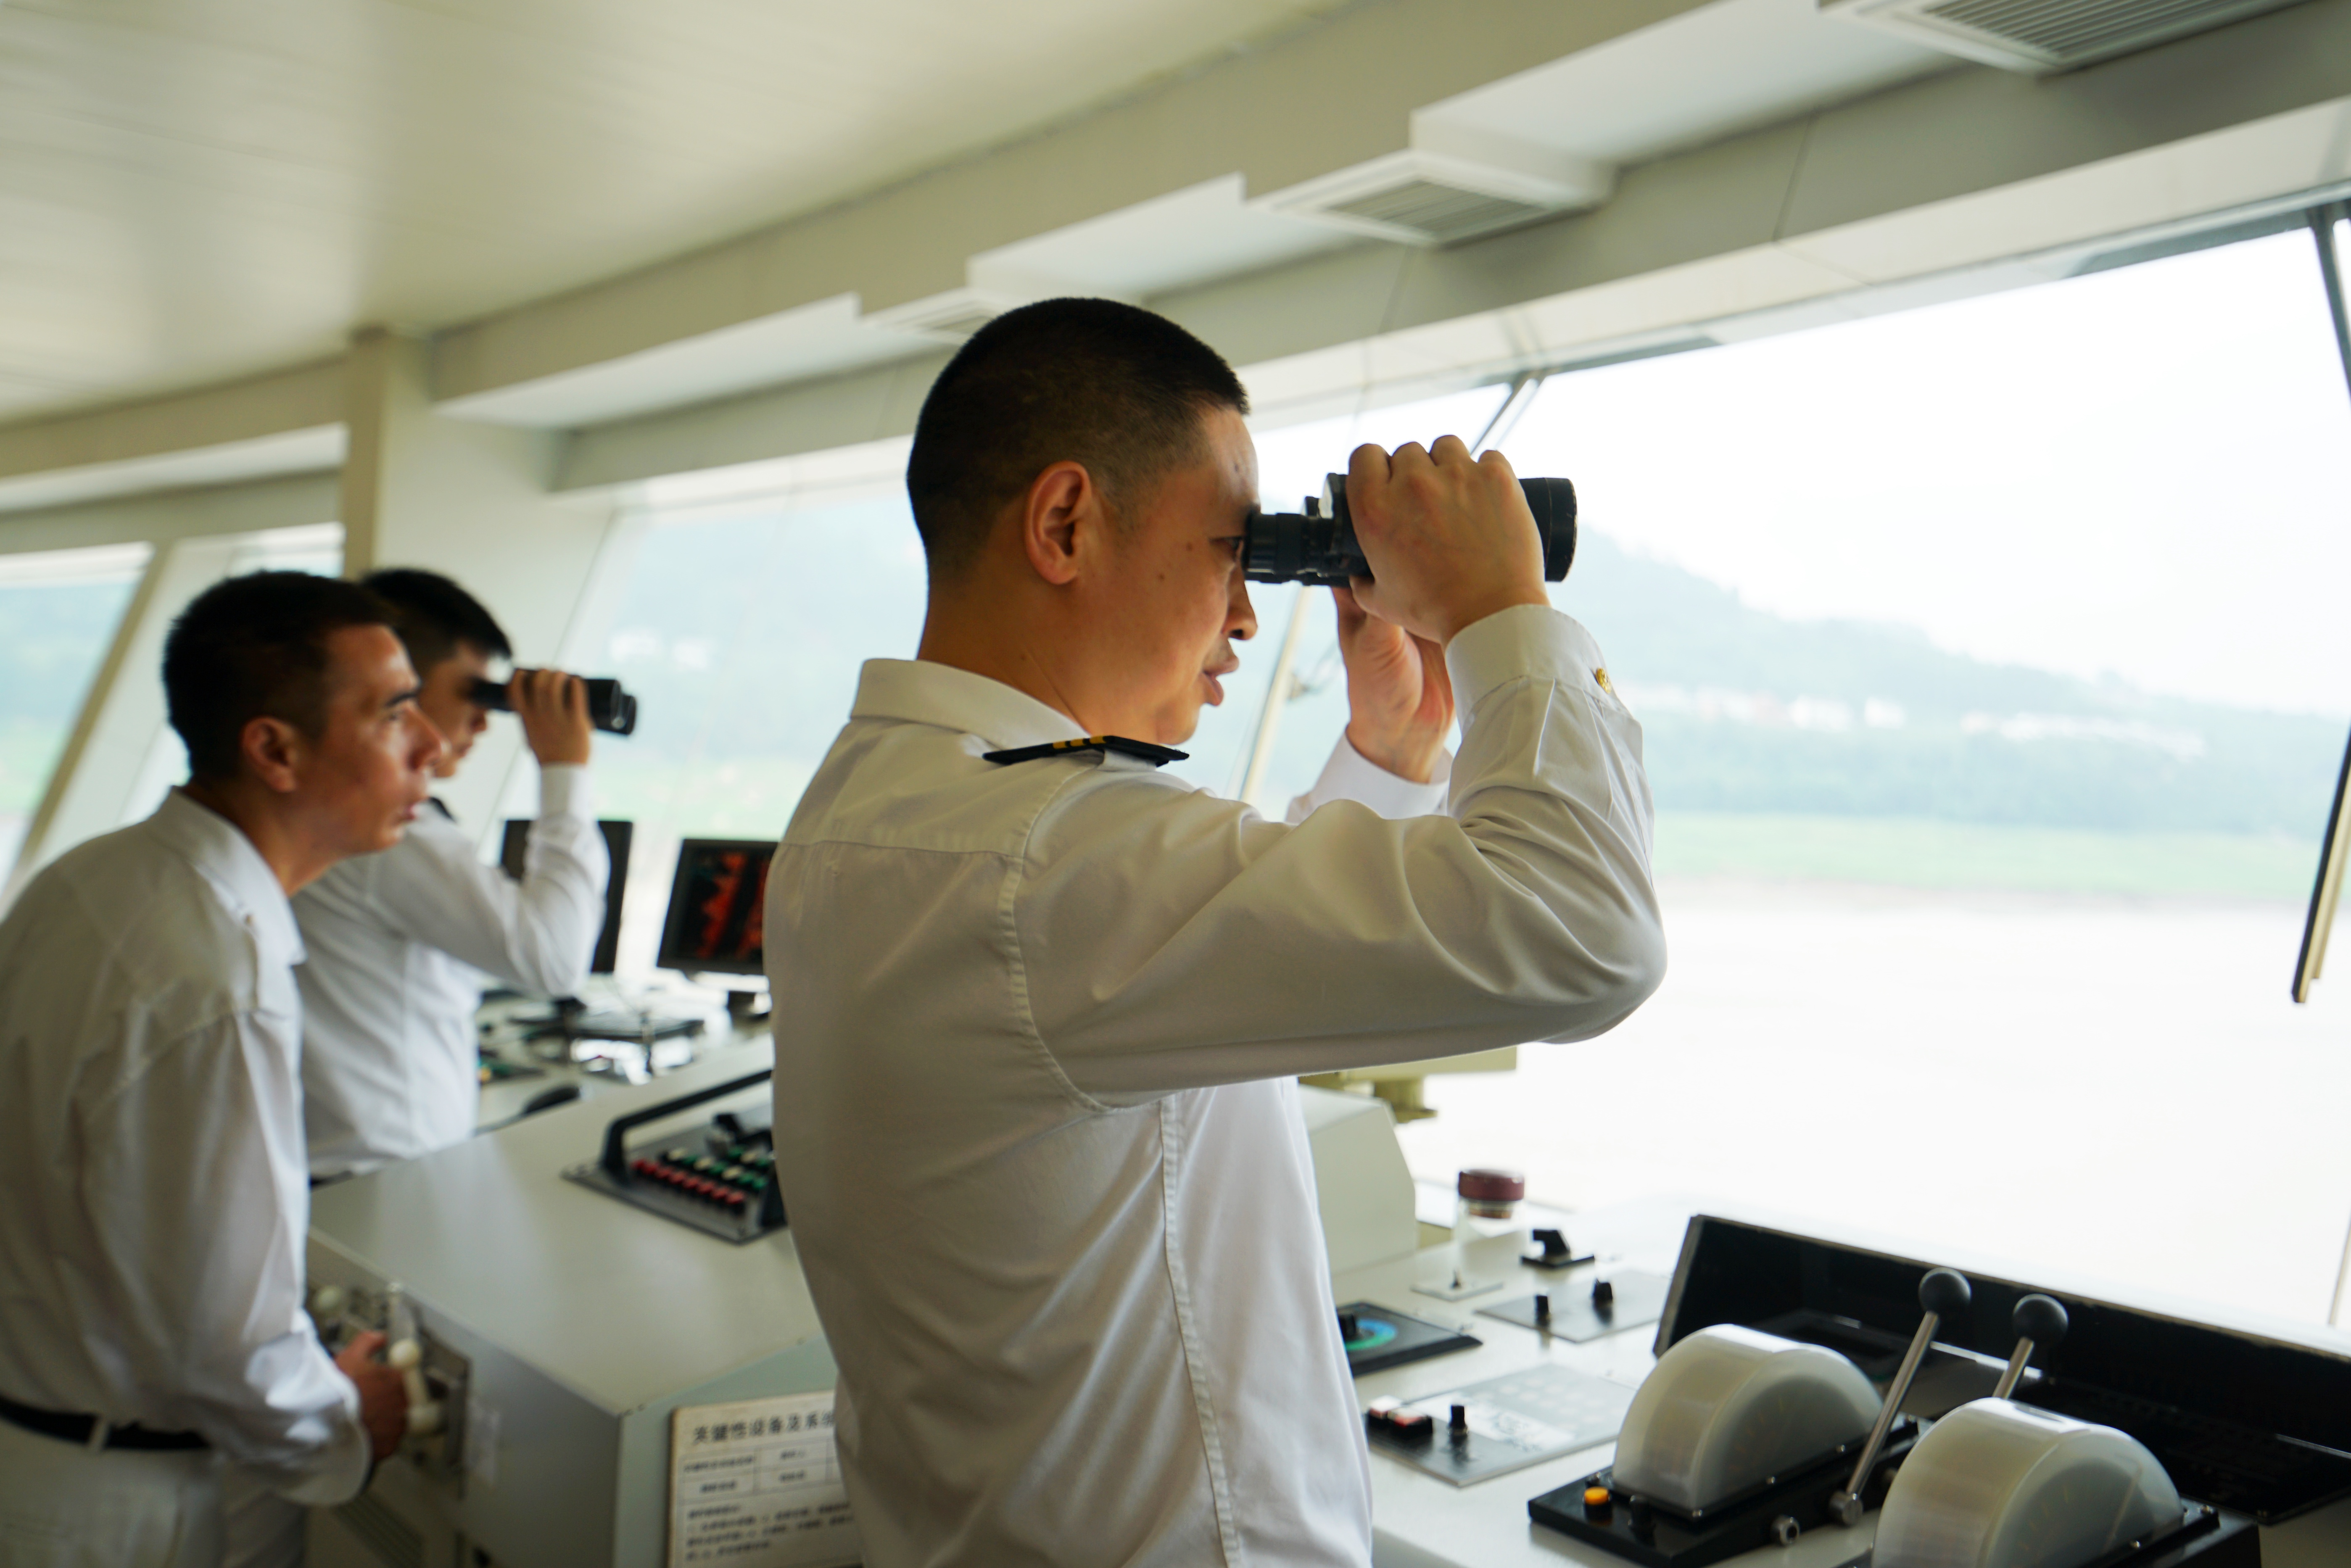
[1552,534,2345,838]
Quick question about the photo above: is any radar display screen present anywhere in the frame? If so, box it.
[657,838,775,977]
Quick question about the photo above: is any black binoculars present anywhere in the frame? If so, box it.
[468,675,639,737]
[1243,474,1577,588]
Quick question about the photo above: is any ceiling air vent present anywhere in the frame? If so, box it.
[1258,140,1615,247]
[1823,0,2313,71]
[867,289,1008,343]
[1322,180,1557,245]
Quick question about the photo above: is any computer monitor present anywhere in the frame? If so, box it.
[655,838,776,978]
[2293,724,2351,1003]
[500,819,633,976]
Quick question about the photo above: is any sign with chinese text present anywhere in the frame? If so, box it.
[668,1391,859,1567]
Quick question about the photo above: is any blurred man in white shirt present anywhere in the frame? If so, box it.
[0,571,430,1568]
[766,299,1665,1565]
[223,573,605,1568]
[292,569,605,1181]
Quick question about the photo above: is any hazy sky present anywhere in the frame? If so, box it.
[1261,229,2351,719]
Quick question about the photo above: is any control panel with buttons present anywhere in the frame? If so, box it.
[626,1136,778,1223]
[562,1069,787,1244]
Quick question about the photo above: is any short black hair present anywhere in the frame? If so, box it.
[163,572,398,783]
[359,568,512,674]
[905,298,1250,578]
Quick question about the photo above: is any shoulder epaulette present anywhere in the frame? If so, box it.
[982,735,1189,768]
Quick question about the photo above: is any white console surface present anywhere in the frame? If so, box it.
[1344,1198,2351,1568]
[311,1037,820,1416]
[1339,1196,1880,1568]
[311,1047,2351,1568]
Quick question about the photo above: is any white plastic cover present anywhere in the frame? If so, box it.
[1611,1323,1881,1513]
[1874,1399,2182,1568]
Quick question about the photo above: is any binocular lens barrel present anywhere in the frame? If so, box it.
[468,675,639,737]
[1243,474,1577,588]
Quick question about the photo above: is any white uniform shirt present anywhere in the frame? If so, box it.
[294,766,606,1178]
[0,791,369,1504]
[765,605,1664,1567]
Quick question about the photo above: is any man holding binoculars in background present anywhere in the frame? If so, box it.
[292,568,608,1183]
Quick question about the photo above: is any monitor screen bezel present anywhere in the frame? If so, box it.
[499,818,632,977]
[655,837,777,979]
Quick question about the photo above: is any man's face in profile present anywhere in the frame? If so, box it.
[1098,406,1261,746]
[300,625,442,856]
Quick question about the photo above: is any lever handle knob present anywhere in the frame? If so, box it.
[1918,1268,1971,1318]
[388,1338,438,1437]
[1836,1268,1972,1525]
[2012,1294,2068,1349]
[1992,1294,2069,1400]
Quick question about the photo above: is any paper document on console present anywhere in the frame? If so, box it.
[669,1391,860,1568]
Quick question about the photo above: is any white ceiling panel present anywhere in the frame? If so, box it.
[0,0,1356,422]
[1420,0,1955,165]
[0,424,345,514]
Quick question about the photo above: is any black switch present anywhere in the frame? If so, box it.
[1592,1278,1615,1309]
[1338,1312,1360,1340]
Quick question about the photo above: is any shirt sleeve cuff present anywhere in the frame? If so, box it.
[537,764,594,821]
[1444,603,1613,721]
[272,1378,373,1507]
[1288,733,1451,822]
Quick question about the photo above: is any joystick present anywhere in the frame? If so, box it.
[1873,1287,2239,1568]
[1994,1294,2068,1400]
[1831,1268,1970,1528]
[389,1337,444,1437]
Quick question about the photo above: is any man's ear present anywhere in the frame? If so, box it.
[241,715,305,796]
[1019,462,1103,588]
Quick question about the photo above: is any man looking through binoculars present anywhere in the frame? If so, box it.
[765,298,1666,1566]
[290,569,608,1189]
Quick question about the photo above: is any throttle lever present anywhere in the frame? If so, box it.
[384,1286,443,1438]
[1831,1267,1970,1527]
[1992,1294,2069,1400]
[389,1336,443,1436]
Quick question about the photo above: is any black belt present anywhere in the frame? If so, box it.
[0,1393,208,1452]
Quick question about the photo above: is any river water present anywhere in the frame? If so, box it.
[1395,877,2351,1329]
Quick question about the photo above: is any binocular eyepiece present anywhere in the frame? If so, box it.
[1243,474,1578,588]
[468,675,639,737]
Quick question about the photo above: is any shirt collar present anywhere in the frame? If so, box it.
[148,789,306,968]
[851,659,1090,752]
